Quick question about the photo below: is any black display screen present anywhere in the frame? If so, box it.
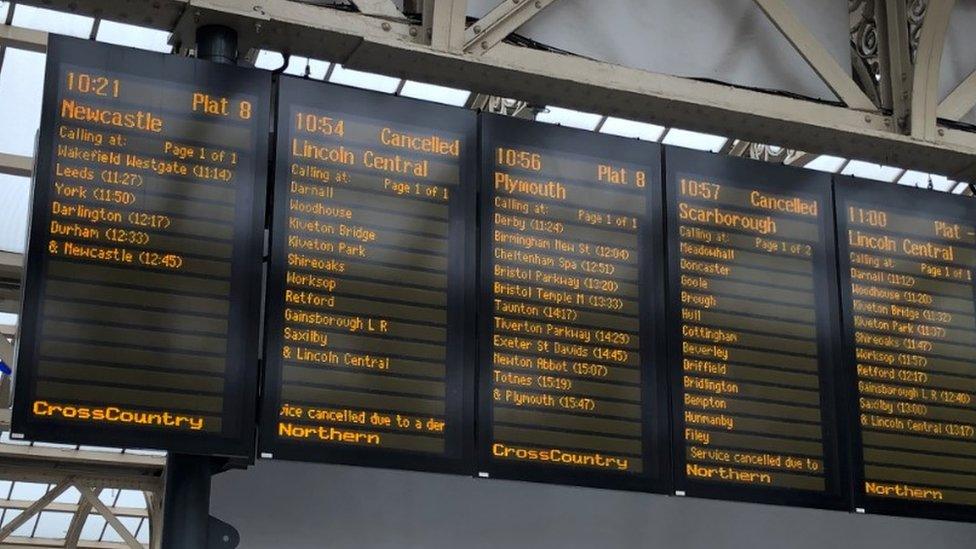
[665,148,849,509]
[478,114,670,491]
[13,36,270,456]
[259,77,476,473]
[836,176,976,521]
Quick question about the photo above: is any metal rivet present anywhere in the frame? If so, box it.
[409,27,418,36]
[474,25,482,33]
[864,115,872,123]
[481,41,489,49]
[382,22,392,31]
[938,128,946,136]
[535,0,541,6]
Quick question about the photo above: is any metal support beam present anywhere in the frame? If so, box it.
[0,441,164,492]
[145,493,162,549]
[463,0,559,54]
[883,0,914,133]
[0,327,12,365]
[349,0,407,20]
[911,0,955,140]
[0,153,32,178]
[423,0,467,51]
[753,0,875,110]
[0,538,134,548]
[11,1,976,178]
[0,251,21,316]
[64,488,101,549]
[0,480,73,542]
[76,484,142,549]
[0,24,46,53]
[938,69,976,120]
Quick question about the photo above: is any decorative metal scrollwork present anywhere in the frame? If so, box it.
[746,143,806,165]
[850,0,882,92]
[485,96,530,117]
[907,0,928,63]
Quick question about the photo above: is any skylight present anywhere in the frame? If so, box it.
[661,128,729,153]
[535,106,602,130]
[599,117,666,141]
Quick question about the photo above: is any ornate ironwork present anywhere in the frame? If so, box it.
[850,0,882,92]
[484,96,532,117]
[746,143,807,165]
[908,0,928,64]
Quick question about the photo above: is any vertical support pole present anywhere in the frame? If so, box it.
[160,23,237,549]
[161,455,212,549]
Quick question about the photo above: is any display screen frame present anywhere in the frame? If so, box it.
[664,147,851,510]
[835,174,976,523]
[258,76,477,475]
[12,35,270,458]
[477,113,671,493]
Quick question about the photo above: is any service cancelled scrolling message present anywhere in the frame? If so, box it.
[673,176,832,491]
[841,201,976,506]
[486,145,649,474]
[31,64,259,434]
[272,106,463,454]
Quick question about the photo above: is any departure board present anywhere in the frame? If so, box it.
[665,148,848,508]
[259,78,475,473]
[13,36,269,456]
[479,114,669,491]
[836,177,976,522]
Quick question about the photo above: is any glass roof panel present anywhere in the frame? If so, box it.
[136,517,150,543]
[841,160,902,182]
[96,20,172,53]
[399,81,471,106]
[79,514,106,541]
[99,489,119,506]
[115,490,147,508]
[124,448,167,456]
[803,154,847,173]
[253,50,285,70]
[897,170,955,192]
[9,510,39,537]
[328,64,400,93]
[11,5,93,38]
[599,117,666,141]
[33,511,72,539]
[0,1,9,21]
[284,55,310,76]
[9,482,48,501]
[78,445,124,453]
[536,106,601,130]
[53,486,81,505]
[280,55,331,80]
[661,128,728,152]
[0,48,46,157]
[0,174,29,254]
[31,441,77,449]
[100,516,141,543]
